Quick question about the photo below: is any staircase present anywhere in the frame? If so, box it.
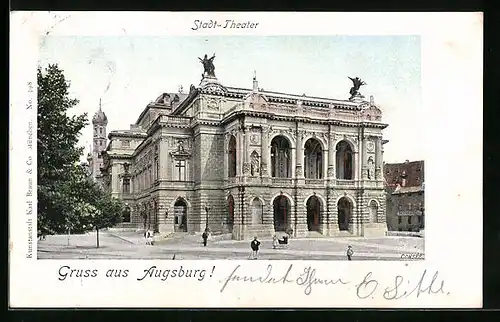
[243,224,274,239]
[306,231,327,238]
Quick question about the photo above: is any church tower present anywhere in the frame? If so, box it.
[91,99,108,180]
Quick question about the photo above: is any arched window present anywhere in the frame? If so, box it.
[336,140,354,180]
[174,198,188,232]
[368,200,378,223]
[304,138,323,179]
[306,195,322,231]
[271,136,292,178]
[273,195,291,231]
[337,197,353,231]
[228,136,237,177]
[251,198,263,225]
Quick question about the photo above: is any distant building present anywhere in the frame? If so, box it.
[87,99,108,186]
[384,160,425,232]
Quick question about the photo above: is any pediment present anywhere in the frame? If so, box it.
[200,82,228,95]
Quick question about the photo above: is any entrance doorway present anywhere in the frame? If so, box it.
[173,198,188,232]
[273,195,291,231]
[337,197,352,231]
[306,196,321,231]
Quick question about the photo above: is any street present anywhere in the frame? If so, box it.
[37,231,425,261]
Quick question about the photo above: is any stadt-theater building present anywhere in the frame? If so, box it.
[95,60,390,240]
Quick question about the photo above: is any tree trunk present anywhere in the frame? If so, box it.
[96,228,100,248]
[67,227,71,246]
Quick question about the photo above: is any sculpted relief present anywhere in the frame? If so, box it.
[205,97,220,111]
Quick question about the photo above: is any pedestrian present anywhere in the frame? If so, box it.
[272,235,278,249]
[144,230,150,245]
[347,245,354,261]
[250,236,261,259]
[202,229,208,247]
[148,230,154,246]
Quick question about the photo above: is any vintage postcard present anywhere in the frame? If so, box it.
[9,12,483,307]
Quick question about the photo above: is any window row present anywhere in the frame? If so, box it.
[228,135,356,179]
[122,159,188,194]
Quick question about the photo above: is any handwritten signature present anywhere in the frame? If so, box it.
[356,269,449,300]
[220,265,449,299]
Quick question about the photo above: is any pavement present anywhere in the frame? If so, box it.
[37,231,425,260]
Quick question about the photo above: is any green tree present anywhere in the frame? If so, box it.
[37,64,125,245]
[37,64,88,235]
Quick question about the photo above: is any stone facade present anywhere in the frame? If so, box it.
[99,73,389,240]
[384,160,425,232]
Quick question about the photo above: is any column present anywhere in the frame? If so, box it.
[159,138,169,180]
[354,151,359,181]
[322,150,328,180]
[260,126,269,176]
[328,130,336,179]
[361,135,368,180]
[243,126,250,176]
[295,130,304,178]
[223,135,228,179]
[236,130,243,176]
[375,137,383,180]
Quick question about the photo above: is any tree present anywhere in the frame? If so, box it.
[37,64,88,236]
[37,64,125,245]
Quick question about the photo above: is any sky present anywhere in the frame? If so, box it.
[38,35,422,163]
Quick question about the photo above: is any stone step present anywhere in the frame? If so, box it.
[306,231,327,238]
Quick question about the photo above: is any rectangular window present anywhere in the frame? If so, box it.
[122,178,130,194]
[398,217,402,224]
[408,216,412,224]
[175,160,186,181]
[99,128,103,135]
[418,216,422,224]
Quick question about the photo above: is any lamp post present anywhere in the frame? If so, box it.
[205,205,211,230]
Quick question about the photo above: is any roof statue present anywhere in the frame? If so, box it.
[198,53,216,78]
[348,77,367,99]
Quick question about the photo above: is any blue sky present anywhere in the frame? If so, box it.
[39,35,422,163]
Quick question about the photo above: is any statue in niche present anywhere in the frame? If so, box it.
[177,140,185,152]
[348,77,367,99]
[198,53,216,77]
[251,151,260,176]
[367,156,374,179]
[123,162,130,174]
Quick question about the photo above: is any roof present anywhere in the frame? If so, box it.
[92,107,108,125]
[392,186,424,195]
[384,160,424,188]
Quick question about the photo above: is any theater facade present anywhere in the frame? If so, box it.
[98,58,389,240]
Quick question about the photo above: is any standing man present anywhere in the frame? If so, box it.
[250,236,261,259]
[202,229,209,247]
[347,245,354,261]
